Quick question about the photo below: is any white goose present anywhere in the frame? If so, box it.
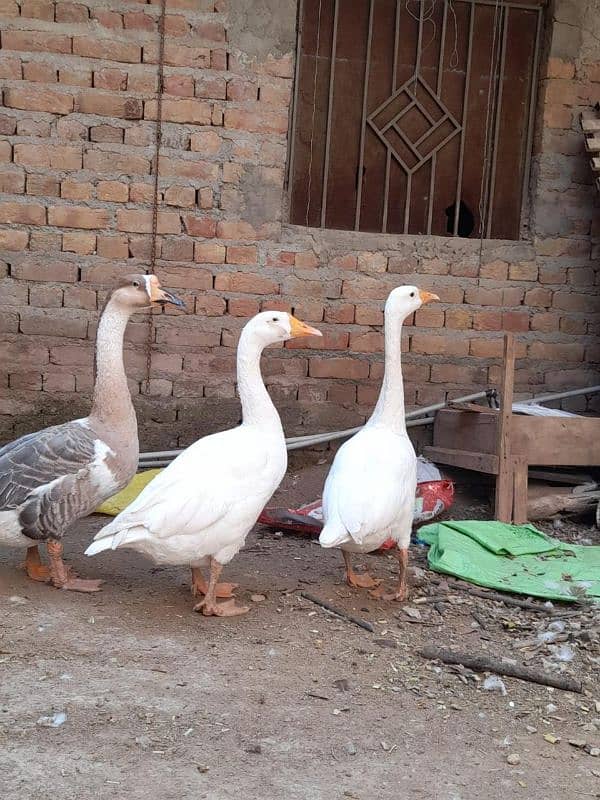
[86,311,322,616]
[319,286,438,600]
[0,275,184,592]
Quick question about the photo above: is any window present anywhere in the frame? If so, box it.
[288,0,544,240]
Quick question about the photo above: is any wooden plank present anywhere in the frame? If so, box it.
[581,117,600,132]
[584,135,600,152]
[448,402,497,414]
[511,416,600,466]
[423,446,499,475]
[494,335,516,522]
[512,457,528,524]
[433,408,498,454]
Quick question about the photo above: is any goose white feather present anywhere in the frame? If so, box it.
[319,286,439,599]
[86,311,322,616]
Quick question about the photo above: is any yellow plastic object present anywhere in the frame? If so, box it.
[95,469,163,516]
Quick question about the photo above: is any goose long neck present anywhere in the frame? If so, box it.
[237,328,281,430]
[90,297,135,425]
[367,309,407,434]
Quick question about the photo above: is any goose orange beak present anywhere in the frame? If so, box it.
[288,314,322,338]
[419,290,440,304]
[147,275,185,308]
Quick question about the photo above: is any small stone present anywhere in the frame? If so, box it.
[543,733,560,744]
[507,753,521,766]
[374,638,397,649]
[333,678,351,692]
[36,711,67,728]
[245,743,262,754]
[402,606,421,620]
[586,746,600,757]
[333,708,341,716]
[345,742,357,756]
[251,594,266,603]
[8,595,28,604]
[569,739,587,749]
[197,765,209,773]
[525,725,538,734]
[545,703,558,714]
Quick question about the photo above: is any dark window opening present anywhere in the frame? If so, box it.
[288,0,544,240]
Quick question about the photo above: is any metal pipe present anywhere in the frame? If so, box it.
[520,385,600,406]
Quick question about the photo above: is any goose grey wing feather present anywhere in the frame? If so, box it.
[0,421,99,541]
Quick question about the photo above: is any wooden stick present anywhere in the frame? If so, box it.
[435,576,584,614]
[300,591,375,632]
[418,645,583,693]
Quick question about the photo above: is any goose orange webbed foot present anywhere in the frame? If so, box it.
[22,546,51,583]
[346,571,381,590]
[369,584,408,602]
[191,567,238,599]
[47,540,103,593]
[193,598,250,617]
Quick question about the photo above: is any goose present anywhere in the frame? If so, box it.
[85,311,322,616]
[0,274,184,592]
[319,286,439,600]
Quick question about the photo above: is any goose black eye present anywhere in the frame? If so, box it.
[271,316,278,322]
[133,280,140,288]
[410,291,415,298]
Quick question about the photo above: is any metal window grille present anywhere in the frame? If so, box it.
[288,0,544,240]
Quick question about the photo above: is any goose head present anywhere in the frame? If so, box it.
[244,311,322,347]
[111,274,185,310]
[385,285,439,320]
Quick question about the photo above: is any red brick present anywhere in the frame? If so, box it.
[123,11,155,30]
[144,41,210,69]
[211,48,227,70]
[226,245,257,265]
[4,87,73,114]
[287,330,346,351]
[189,130,221,154]
[473,310,502,331]
[0,201,46,225]
[48,206,109,229]
[525,287,552,307]
[56,117,87,140]
[29,231,61,251]
[62,232,96,254]
[129,183,154,203]
[0,0,19,16]
[164,14,189,36]
[195,295,226,317]
[469,338,504,358]
[199,188,213,209]
[465,287,503,306]
[21,308,88,338]
[26,174,59,196]
[552,292,597,313]
[59,67,92,87]
[324,303,355,324]
[216,220,257,240]
[215,272,278,295]
[529,342,584,362]
[502,311,530,332]
[530,312,560,332]
[61,180,93,200]
[560,316,587,335]
[292,300,324,322]
[543,105,573,129]
[91,9,123,28]
[545,57,575,80]
[163,74,194,97]
[449,259,479,278]
[93,68,128,91]
[0,166,24,194]
[13,258,78,283]
[192,19,226,41]
[411,333,469,357]
[509,262,538,281]
[330,254,358,271]
[22,61,57,82]
[145,97,211,125]
[444,308,472,329]
[387,255,418,274]
[2,29,72,54]
[182,215,217,237]
[43,372,76,392]
[543,79,579,106]
[349,331,384,353]
[159,157,218,181]
[0,230,28,250]
[117,209,180,234]
[342,276,390,301]
[63,286,97,310]
[158,266,213,291]
[480,259,508,280]
[419,257,449,275]
[97,181,128,202]
[127,71,157,93]
[73,37,141,63]
[55,2,89,23]
[30,285,63,307]
[414,307,445,327]
[165,186,196,208]
[97,235,128,259]
[226,78,258,101]
[309,357,369,380]
[90,124,124,143]
[224,109,289,135]
[195,74,227,100]
[84,151,150,175]
[10,372,43,390]
[430,364,487,384]
[539,265,567,284]
[228,298,260,317]
[78,92,142,119]
[194,242,226,263]
[161,238,194,261]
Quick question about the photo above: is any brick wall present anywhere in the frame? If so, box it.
[0,0,598,449]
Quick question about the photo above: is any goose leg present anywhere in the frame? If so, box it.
[370,547,409,601]
[47,540,103,593]
[342,550,381,589]
[190,566,238,599]
[193,558,249,617]
[23,546,51,582]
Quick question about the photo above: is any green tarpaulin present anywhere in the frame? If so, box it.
[418,521,600,602]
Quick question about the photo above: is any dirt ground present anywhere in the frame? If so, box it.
[1,460,599,800]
